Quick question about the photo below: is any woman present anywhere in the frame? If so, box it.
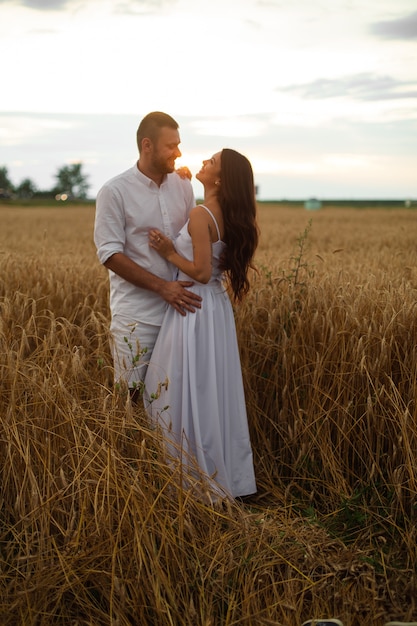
[144,148,258,498]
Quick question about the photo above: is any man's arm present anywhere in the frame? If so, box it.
[104,252,201,315]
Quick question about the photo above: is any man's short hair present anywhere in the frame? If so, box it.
[137,111,179,152]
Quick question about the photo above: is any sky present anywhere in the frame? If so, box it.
[1,0,416,200]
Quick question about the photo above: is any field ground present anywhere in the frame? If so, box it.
[1,202,417,625]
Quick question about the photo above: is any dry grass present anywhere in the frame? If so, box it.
[1,203,417,625]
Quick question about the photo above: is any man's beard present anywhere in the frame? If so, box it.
[152,154,176,175]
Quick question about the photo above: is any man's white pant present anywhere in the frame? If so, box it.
[110,315,160,387]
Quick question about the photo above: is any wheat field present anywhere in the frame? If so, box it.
[1,202,417,625]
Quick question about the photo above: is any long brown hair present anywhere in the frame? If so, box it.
[218,149,259,301]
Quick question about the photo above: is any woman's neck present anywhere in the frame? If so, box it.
[203,189,219,205]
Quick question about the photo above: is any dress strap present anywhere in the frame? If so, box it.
[199,204,221,242]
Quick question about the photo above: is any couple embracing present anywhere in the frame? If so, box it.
[94,111,258,499]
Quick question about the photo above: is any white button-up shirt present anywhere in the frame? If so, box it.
[94,164,195,325]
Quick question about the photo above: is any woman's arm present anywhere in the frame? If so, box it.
[149,207,213,283]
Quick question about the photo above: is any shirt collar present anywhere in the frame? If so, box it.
[135,162,167,188]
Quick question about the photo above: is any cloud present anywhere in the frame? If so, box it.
[110,0,180,16]
[0,114,76,147]
[0,0,173,11]
[0,0,72,8]
[280,73,417,102]
[189,116,267,139]
[1,111,416,199]
[370,10,417,40]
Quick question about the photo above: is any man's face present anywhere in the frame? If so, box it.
[150,127,182,175]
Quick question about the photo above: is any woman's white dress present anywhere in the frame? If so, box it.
[144,205,256,498]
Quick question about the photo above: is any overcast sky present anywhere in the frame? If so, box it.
[1,0,416,199]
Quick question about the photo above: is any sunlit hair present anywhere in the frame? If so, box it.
[136,112,179,152]
[218,148,259,302]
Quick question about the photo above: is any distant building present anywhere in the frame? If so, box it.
[304,198,321,211]
[304,198,322,211]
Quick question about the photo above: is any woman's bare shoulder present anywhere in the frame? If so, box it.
[189,205,211,220]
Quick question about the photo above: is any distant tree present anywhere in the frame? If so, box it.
[0,166,14,196]
[16,177,37,199]
[53,163,90,200]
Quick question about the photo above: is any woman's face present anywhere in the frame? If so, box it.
[196,151,222,187]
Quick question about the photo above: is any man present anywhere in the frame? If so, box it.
[94,111,201,395]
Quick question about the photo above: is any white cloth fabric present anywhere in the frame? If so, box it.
[109,316,161,388]
[144,205,256,498]
[94,164,195,384]
[94,164,195,324]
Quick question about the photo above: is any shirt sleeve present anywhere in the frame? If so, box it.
[94,184,126,265]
